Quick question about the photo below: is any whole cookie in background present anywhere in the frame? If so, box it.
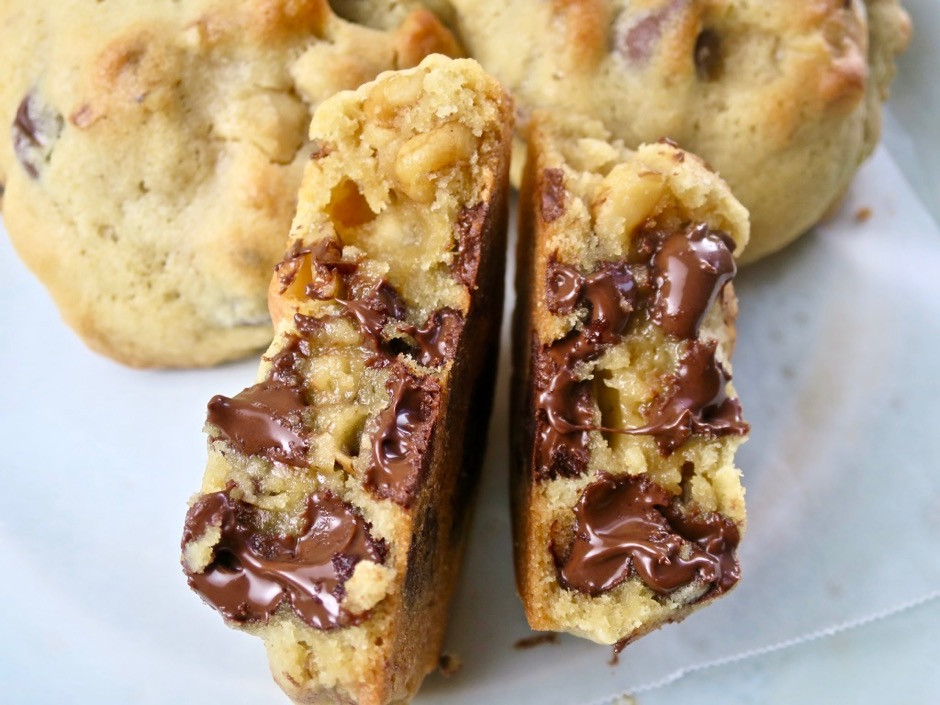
[449,0,911,263]
[0,0,459,367]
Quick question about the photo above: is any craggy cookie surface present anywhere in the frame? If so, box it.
[452,0,910,263]
[0,0,459,367]
[182,55,513,705]
[512,113,749,648]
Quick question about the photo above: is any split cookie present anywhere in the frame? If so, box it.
[512,113,749,650]
[181,55,512,704]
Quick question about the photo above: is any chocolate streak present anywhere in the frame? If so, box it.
[182,489,387,630]
[534,260,636,479]
[648,223,737,340]
[367,370,441,507]
[557,473,740,597]
[619,340,747,454]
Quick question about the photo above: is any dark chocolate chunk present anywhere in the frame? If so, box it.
[533,223,744,466]
[207,381,309,468]
[539,168,566,223]
[366,368,441,506]
[266,334,311,387]
[545,261,584,315]
[182,490,387,630]
[615,2,681,64]
[694,29,724,82]
[533,260,636,479]
[274,240,313,293]
[649,223,736,339]
[276,237,465,367]
[556,473,740,597]
[12,92,63,179]
[306,238,360,300]
[338,279,407,348]
[611,339,748,454]
[404,308,465,367]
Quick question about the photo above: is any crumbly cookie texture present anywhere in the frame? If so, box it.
[0,0,460,367]
[181,55,512,705]
[512,113,749,649]
[451,0,910,263]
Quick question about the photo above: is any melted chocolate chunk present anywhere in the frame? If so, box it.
[453,202,487,287]
[182,490,387,630]
[12,93,63,179]
[367,369,441,506]
[266,334,311,387]
[338,279,407,347]
[277,236,463,366]
[534,222,744,466]
[649,223,736,340]
[545,261,583,315]
[694,29,724,82]
[556,474,740,597]
[533,260,636,479]
[614,339,748,454]
[207,381,309,468]
[540,168,566,223]
[404,308,464,367]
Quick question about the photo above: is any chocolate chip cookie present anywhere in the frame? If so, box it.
[0,0,459,367]
[451,0,910,263]
[182,55,513,704]
[512,112,748,649]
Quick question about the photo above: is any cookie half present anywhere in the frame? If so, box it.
[181,55,512,705]
[512,113,749,649]
[0,0,460,367]
[451,0,910,263]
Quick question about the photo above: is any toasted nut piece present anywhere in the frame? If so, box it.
[363,71,425,123]
[394,122,477,203]
[594,165,666,241]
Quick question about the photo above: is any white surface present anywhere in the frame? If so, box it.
[3,46,940,705]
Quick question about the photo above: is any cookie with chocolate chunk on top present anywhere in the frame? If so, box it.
[0,0,460,367]
[182,55,513,705]
[512,112,749,650]
[451,0,910,263]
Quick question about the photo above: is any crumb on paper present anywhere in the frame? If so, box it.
[513,633,560,650]
[855,206,873,222]
[612,697,638,705]
[438,653,461,677]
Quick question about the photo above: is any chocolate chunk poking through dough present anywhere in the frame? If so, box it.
[12,92,62,179]
[512,112,749,649]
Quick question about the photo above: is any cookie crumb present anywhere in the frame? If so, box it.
[855,206,873,222]
[438,653,462,677]
[513,633,560,650]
